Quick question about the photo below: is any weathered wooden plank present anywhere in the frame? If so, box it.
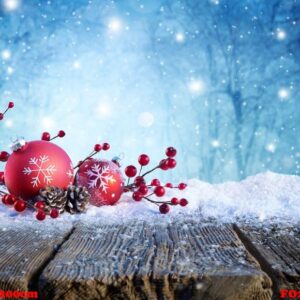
[234,223,300,294]
[39,220,272,300]
[0,222,73,292]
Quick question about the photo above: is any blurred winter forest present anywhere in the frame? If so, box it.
[0,0,299,182]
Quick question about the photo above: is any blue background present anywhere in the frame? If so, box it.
[0,0,299,182]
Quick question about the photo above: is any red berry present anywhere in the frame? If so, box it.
[5,195,16,205]
[154,186,165,197]
[14,200,26,212]
[58,130,65,138]
[41,132,51,141]
[1,194,8,205]
[166,147,177,158]
[0,151,10,162]
[34,201,46,210]
[138,154,150,166]
[151,179,160,186]
[0,113,3,120]
[178,183,187,190]
[50,208,59,219]
[94,144,102,152]
[165,183,173,188]
[159,203,170,214]
[134,176,145,187]
[166,158,176,169]
[8,102,14,108]
[102,143,110,151]
[36,210,46,221]
[179,198,188,207]
[0,171,4,184]
[138,184,148,195]
[125,165,137,177]
[133,191,143,201]
[159,159,169,170]
[171,197,179,205]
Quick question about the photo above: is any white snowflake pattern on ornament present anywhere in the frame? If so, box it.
[86,164,115,193]
[23,155,56,187]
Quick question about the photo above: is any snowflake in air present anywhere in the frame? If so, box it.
[23,155,56,187]
[86,164,115,193]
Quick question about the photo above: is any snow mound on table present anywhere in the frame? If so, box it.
[0,171,299,225]
[82,171,300,224]
[187,171,300,223]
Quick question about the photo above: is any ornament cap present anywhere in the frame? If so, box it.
[112,156,121,167]
[10,138,28,152]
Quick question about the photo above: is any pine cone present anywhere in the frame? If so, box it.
[65,185,90,214]
[38,186,67,214]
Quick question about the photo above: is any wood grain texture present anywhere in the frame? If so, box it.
[234,223,300,294]
[39,220,272,300]
[0,223,73,292]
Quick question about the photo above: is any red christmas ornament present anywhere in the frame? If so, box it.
[76,158,124,206]
[4,139,74,200]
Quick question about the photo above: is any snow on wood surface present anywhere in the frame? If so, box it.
[0,223,72,291]
[39,221,272,300]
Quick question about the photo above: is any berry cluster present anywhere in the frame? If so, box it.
[74,142,110,169]
[124,147,188,214]
[0,101,14,121]
[0,102,14,163]
[0,191,59,221]
[41,130,66,141]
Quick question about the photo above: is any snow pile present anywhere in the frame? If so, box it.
[0,172,299,225]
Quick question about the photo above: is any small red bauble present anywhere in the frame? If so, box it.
[178,183,187,190]
[0,113,3,120]
[41,132,51,141]
[165,183,173,188]
[134,176,145,187]
[14,200,26,212]
[34,201,46,210]
[36,210,46,221]
[8,102,14,109]
[5,194,16,205]
[94,144,102,152]
[166,147,177,158]
[76,158,124,206]
[166,158,176,169]
[4,140,74,200]
[159,159,169,170]
[2,194,8,205]
[125,165,137,178]
[179,198,188,206]
[151,179,160,186]
[0,171,4,184]
[138,184,148,195]
[171,197,179,205]
[154,186,165,197]
[159,203,170,214]
[133,191,143,201]
[58,130,65,138]
[50,208,59,219]
[0,151,10,162]
[138,154,150,166]
[102,143,110,151]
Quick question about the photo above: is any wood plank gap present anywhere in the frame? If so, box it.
[32,226,75,299]
[233,224,277,300]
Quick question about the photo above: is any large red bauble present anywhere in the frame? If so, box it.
[4,140,74,200]
[76,158,124,206]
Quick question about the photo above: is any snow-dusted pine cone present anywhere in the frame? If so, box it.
[38,186,67,214]
[65,185,90,214]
